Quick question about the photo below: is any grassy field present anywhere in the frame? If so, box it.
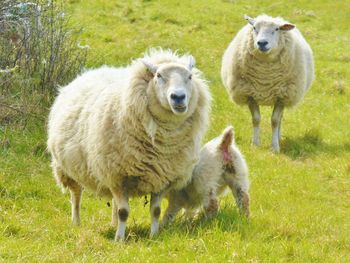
[1,0,350,262]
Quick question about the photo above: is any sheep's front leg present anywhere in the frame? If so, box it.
[150,192,162,238]
[248,97,261,146]
[271,100,284,153]
[111,189,129,242]
[111,198,118,226]
[67,180,83,225]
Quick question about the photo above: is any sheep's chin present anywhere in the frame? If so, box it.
[256,47,272,54]
[170,105,188,115]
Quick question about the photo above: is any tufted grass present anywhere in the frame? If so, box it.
[1,0,350,262]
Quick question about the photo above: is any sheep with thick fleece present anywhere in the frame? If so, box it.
[162,126,249,226]
[47,49,211,241]
[221,14,314,153]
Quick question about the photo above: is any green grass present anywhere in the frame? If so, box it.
[1,0,350,262]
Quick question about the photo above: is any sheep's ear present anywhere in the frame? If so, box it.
[142,60,158,75]
[219,126,234,163]
[279,23,295,31]
[244,15,255,26]
[187,55,195,71]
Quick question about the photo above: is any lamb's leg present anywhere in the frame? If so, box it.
[162,198,181,226]
[228,183,250,218]
[67,180,83,225]
[248,97,261,146]
[111,198,118,226]
[203,189,219,217]
[271,100,284,153]
[111,189,129,242]
[150,192,163,238]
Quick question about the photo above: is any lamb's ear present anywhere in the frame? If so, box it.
[142,60,158,75]
[187,55,195,71]
[279,23,295,31]
[219,126,234,163]
[244,15,255,26]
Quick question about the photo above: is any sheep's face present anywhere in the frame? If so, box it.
[143,57,195,115]
[245,15,295,54]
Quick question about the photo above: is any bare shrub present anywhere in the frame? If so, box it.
[0,0,87,126]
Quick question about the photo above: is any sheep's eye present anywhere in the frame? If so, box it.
[157,73,162,78]
[275,28,279,31]
[253,27,256,31]
[189,74,192,80]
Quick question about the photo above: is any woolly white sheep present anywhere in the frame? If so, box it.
[47,49,211,241]
[162,126,250,226]
[221,14,314,152]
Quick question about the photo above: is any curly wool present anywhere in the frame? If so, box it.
[47,49,211,197]
[221,15,314,107]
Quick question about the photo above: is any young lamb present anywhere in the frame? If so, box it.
[47,49,211,241]
[221,14,314,153]
[162,126,250,226]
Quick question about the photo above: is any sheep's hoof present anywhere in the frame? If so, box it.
[72,218,80,226]
[111,219,118,227]
[271,144,280,153]
[252,139,260,146]
[149,232,158,239]
[150,225,159,238]
[114,235,125,242]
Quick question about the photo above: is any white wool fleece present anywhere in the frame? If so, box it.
[221,14,314,107]
[47,48,211,198]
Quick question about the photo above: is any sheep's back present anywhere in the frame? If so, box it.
[47,67,128,195]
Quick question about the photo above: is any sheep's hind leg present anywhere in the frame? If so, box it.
[111,188,129,242]
[150,192,163,238]
[248,97,261,146]
[67,179,83,225]
[271,100,284,153]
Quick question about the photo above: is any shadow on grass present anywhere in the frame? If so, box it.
[281,130,350,159]
[100,224,150,242]
[100,206,250,243]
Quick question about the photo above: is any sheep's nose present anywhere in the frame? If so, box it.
[170,93,186,104]
[257,40,268,48]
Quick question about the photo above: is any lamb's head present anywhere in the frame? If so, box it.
[244,14,295,54]
[143,57,195,116]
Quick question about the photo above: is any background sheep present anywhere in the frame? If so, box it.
[162,126,250,226]
[221,14,314,153]
[47,49,211,241]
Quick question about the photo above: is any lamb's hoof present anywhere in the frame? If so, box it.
[240,209,250,218]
